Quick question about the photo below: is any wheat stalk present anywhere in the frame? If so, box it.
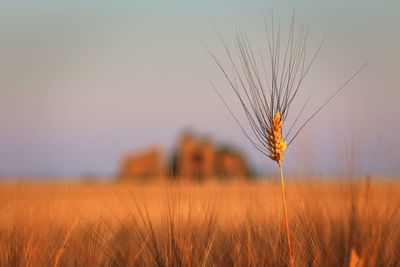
[207,12,367,267]
[268,111,293,265]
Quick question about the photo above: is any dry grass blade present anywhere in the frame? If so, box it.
[54,219,78,267]
[349,248,364,267]
[200,232,216,267]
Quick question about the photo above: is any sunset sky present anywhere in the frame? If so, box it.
[1,0,399,177]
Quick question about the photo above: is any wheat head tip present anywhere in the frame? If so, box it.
[268,112,287,164]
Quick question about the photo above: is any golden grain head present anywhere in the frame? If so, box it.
[267,112,287,164]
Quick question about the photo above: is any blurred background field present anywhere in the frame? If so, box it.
[1,178,399,266]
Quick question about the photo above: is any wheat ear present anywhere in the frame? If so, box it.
[208,12,367,267]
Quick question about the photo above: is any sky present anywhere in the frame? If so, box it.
[0,0,399,178]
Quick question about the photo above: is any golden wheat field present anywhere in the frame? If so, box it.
[0,178,399,267]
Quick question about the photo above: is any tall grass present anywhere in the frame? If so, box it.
[0,179,399,266]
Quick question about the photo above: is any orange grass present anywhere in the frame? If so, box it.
[0,178,399,266]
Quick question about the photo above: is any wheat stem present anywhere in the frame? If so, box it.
[279,161,294,267]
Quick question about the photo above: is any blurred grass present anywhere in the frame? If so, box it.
[0,178,399,266]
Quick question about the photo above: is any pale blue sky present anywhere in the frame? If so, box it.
[0,1,399,177]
